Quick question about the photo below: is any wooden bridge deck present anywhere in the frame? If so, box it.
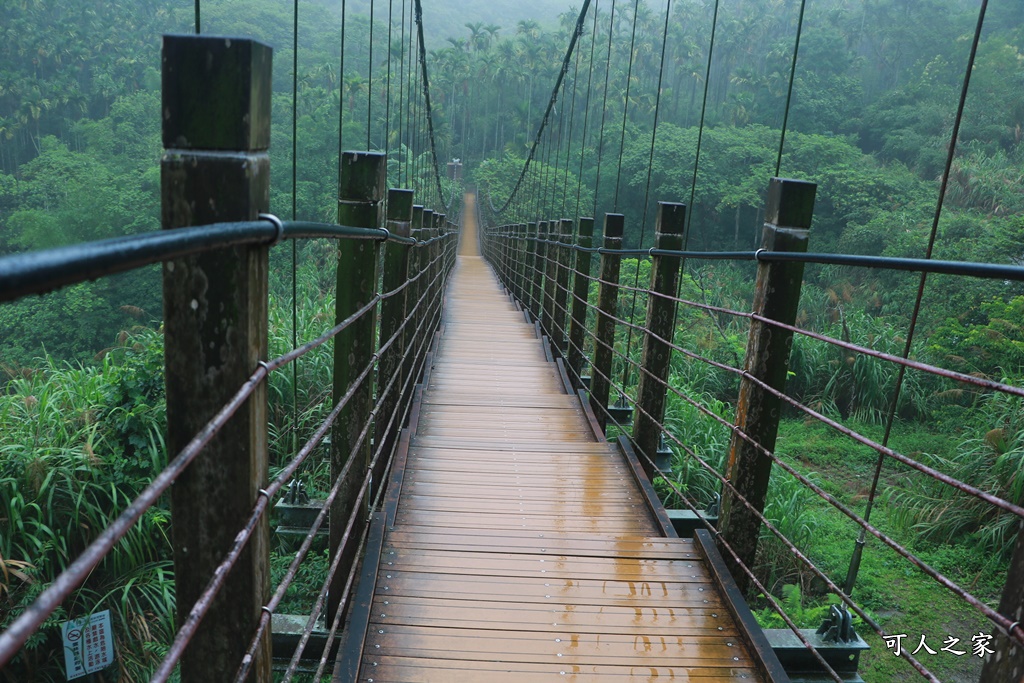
[337,197,769,682]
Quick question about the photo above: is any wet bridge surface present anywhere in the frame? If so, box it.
[336,197,768,682]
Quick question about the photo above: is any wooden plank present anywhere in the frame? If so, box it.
[359,657,759,682]
[335,205,769,682]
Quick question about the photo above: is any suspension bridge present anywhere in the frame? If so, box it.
[1,0,1023,682]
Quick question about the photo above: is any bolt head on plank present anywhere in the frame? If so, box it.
[765,178,816,229]
[162,35,272,152]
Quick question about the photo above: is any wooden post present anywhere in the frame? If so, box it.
[633,203,686,479]
[524,222,539,317]
[542,220,559,339]
[590,214,624,432]
[567,217,594,387]
[981,519,1024,681]
[375,188,413,489]
[161,34,272,683]
[512,224,526,305]
[532,221,549,322]
[402,205,425,399]
[553,218,573,355]
[329,151,386,622]
[718,178,816,594]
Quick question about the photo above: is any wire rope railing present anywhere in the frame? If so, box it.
[0,34,460,682]
[480,175,1024,681]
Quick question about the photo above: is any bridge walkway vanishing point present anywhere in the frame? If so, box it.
[335,195,776,682]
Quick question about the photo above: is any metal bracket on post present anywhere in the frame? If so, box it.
[717,177,817,595]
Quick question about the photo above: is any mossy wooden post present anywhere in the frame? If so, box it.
[161,35,272,683]
[981,522,1024,681]
[524,222,539,315]
[402,205,425,398]
[542,220,559,338]
[329,151,386,623]
[590,214,624,432]
[376,188,413,488]
[531,221,549,322]
[553,218,573,354]
[633,203,686,479]
[718,178,816,594]
[510,224,524,304]
[567,217,594,387]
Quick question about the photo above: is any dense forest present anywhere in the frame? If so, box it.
[2,0,1024,680]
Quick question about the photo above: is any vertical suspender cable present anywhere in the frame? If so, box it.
[385,0,394,171]
[397,0,406,185]
[413,0,448,209]
[592,0,617,217]
[843,0,990,597]
[194,0,201,34]
[292,0,300,462]
[611,0,642,213]
[575,0,601,220]
[773,0,807,177]
[561,41,582,217]
[683,0,720,253]
[620,0,673,393]
[338,0,348,188]
[368,0,375,149]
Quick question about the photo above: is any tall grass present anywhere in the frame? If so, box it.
[0,329,173,682]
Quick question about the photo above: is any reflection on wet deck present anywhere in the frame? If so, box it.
[353,196,765,682]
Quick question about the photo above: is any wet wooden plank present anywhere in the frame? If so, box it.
[337,206,766,682]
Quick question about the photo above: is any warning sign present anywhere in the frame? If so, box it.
[62,610,113,680]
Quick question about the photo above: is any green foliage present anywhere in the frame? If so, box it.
[0,329,172,681]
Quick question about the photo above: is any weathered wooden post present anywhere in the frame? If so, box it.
[524,221,539,315]
[567,217,595,387]
[632,203,686,479]
[511,224,526,304]
[162,34,272,682]
[329,151,386,621]
[553,218,573,355]
[542,220,559,339]
[981,522,1024,681]
[402,205,425,399]
[718,178,816,593]
[375,188,413,488]
[589,214,624,431]
[531,221,549,322]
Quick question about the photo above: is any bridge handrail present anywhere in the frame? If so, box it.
[479,183,1024,683]
[0,219,433,303]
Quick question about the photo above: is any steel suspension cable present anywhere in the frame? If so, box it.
[561,39,582,217]
[620,0,674,393]
[611,0,641,212]
[337,0,348,189]
[773,0,807,176]
[492,0,593,215]
[844,0,990,596]
[412,0,448,208]
[291,0,300,466]
[398,0,407,186]
[683,0,720,252]
[575,0,601,220]
[194,0,200,33]
[385,0,394,168]
[367,0,374,149]
[592,0,617,217]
